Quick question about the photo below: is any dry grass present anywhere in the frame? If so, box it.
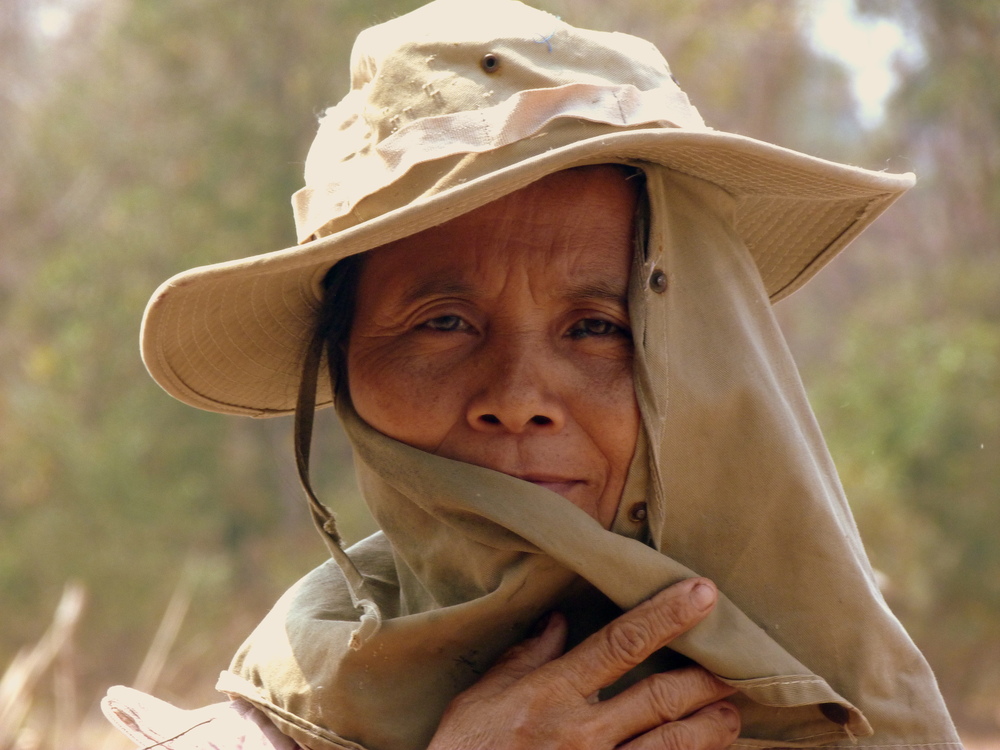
[0,584,85,749]
[0,577,192,750]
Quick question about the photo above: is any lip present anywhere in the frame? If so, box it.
[515,474,584,495]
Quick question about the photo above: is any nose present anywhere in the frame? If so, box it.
[466,338,567,434]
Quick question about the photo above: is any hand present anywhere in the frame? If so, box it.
[428,578,739,750]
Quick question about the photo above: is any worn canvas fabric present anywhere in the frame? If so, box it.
[220,169,960,750]
[124,1,961,749]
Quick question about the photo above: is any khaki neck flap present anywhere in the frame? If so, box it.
[221,167,959,750]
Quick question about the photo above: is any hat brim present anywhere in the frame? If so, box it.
[141,127,913,417]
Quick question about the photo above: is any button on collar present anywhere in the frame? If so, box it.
[649,269,667,293]
[628,503,648,523]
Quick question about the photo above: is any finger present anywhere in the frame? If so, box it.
[596,666,736,741]
[553,578,718,696]
[459,612,568,699]
[621,701,741,750]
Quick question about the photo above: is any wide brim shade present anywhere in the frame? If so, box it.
[141,127,913,417]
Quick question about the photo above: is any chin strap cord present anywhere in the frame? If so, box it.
[294,313,382,649]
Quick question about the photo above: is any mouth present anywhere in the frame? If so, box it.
[515,474,584,496]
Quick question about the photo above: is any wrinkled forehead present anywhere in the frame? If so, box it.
[353,165,643,304]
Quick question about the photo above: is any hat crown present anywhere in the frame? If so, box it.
[352,0,675,134]
[298,0,697,241]
[353,0,673,112]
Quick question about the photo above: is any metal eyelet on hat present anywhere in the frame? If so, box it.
[649,269,668,293]
[480,53,501,73]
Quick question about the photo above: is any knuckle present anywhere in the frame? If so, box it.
[645,673,688,721]
[645,595,691,636]
[603,618,653,664]
[650,720,700,750]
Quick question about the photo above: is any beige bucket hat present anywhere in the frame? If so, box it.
[140,0,914,417]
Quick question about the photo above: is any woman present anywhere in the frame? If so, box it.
[104,1,962,749]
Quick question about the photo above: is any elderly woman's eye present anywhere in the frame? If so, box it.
[423,315,468,332]
[569,318,627,338]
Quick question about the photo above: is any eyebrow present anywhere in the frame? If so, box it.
[400,278,475,308]
[564,279,628,306]
[398,276,628,308]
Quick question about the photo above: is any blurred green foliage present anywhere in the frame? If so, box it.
[1,0,997,741]
[782,0,1000,728]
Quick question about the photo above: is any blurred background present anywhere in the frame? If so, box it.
[1,0,997,747]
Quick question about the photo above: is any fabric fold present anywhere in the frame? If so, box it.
[222,164,959,750]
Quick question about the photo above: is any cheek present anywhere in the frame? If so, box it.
[576,363,639,505]
[347,339,461,451]
[594,374,640,474]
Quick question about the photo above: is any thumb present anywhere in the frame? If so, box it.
[462,612,568,698]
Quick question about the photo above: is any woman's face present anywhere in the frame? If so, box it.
[348,166,640,528]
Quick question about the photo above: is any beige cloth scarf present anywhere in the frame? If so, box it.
[220,167,960,750]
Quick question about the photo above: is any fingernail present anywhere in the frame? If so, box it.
[690,582,716,611]
[529,612,552,638]
[716,704,740,732]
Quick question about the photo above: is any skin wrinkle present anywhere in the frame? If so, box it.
[347,165,641,528]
